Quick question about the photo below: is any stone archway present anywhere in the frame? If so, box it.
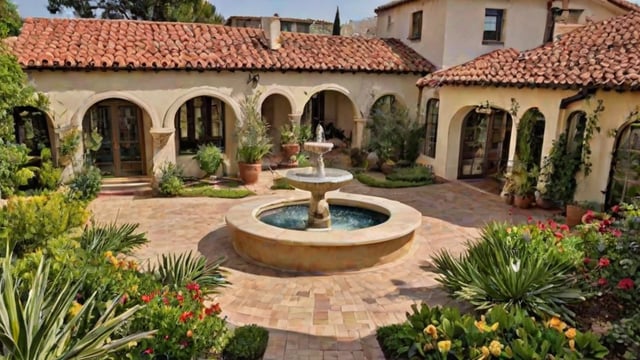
[261,93,293,152]
[301,90,357,148]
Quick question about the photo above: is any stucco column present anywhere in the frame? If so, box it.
[352,117,366,149]
[506,120,519,172]
[149,128,176,183]
[288,113,302,125]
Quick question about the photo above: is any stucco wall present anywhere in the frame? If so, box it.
[28,69,421,178]
[426,85,640,204]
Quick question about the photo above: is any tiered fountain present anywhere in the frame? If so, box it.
[226,125,422,272]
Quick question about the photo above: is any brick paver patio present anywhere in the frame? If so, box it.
[90,175,552,359]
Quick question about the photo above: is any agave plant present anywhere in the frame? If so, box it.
[0,253,155,359]
[432,222,584,321]
[79,221,148,255]
[148,251,228,294]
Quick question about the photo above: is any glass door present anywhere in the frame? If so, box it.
[85,106,115,175]
[116,106,143,176]
[459,112,489,178]
[607,122,640,206]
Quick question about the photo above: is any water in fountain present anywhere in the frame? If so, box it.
[260,204,389,231]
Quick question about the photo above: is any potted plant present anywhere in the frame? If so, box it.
[236,93,272,185]
[59,129,81,166]
[193,143,223,179]
[511,169,534,209]
[279,123,300,168]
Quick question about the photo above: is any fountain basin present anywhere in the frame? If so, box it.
[303,141,333,154]
[226,192,422,272]
[285,167,353,193]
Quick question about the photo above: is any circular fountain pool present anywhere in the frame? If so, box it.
[226,192,422,272]
[260,204,389,231]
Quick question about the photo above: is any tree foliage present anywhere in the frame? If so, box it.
[47,0,224,23]
[0,0,21,37]
[332,6,341,35]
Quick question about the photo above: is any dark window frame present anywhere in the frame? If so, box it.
[566,111,587,154]
[175,97,226,155]
[409,11,423,40]
[425,99,439,158]
[483,8,504,43]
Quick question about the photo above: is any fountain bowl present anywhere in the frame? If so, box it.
[225,192,422,272]
[285,167,353,193]
[303,141,333,154]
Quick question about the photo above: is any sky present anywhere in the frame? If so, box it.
[13,0,390,22]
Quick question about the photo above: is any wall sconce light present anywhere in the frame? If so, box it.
[247,73,260,87]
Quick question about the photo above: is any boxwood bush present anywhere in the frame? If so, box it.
[223,324,269,360]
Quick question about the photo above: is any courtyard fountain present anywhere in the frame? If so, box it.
[226,124,422,272]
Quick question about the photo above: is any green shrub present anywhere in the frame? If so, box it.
[223,324,269,360]
[432,222,584,320]
[0,140,34,197]
[79,221,148,255]
[70,165,102,201]
[367,104,422,165]
[386,166,434,183]
[270,178,295,190]
[0,192,88,255]
[38,161,62,190]
[377,304,608,360]
[148,251,228,294]
[605,311,640,360]
[193,143,224,176]
[356,172,432,188]
[158,162,184,196]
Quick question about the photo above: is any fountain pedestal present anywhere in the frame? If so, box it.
[309,191,331,229]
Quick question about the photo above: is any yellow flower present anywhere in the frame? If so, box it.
[437,340,451,353]
[569,339,575,351]
[489,340,503,356]
[547,317,567,332]
[423,324,438,339]
[109,256,118,267]
[186,330,193,338]
[475,315,499,332]
[565,328,577,340]
[480,346,490,359]
[490,322,499,332]
[68,301,82,317]
[128,260,138,271]
[104,251,113,258]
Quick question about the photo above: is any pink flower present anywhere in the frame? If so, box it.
[143,348,154,355]
[598,257,610,267]
[527,216,533,223]
[612,205,620,213]
[598,278,608,287]
[583,257,591,265]
[560,224,570,232]
[611,229,622,238]
[617,278,634,290]
[554,232,564,240]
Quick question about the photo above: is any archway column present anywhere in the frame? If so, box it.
[288,113,302,124]
[352,117,366,149]
[506,119,519,172]
[150,127,176,180]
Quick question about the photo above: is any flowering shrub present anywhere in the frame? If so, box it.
[376,304,608,359]
[432,222,584,320]
[123,282,229,359]
[577,205,639,305]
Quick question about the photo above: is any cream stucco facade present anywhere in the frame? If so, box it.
[419,85,640,205]
[376,0,627,69]
[29,69,422,179]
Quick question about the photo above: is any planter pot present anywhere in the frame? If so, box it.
[238,162,262,185]
[513,194,532,209]
[280,143,300,168]
[536,197,555,210]
[566,204,587,227]
[380,162,395,175]
[501,192,514,205]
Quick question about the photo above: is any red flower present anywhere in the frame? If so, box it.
[143,348,154,355]
[583,257,591,265]
[598,257,610,267]
[598,278,608,286]
[612,229,622,238]
[527,216,533,223]
[584,210,595,223]
[554,232,564,240]
[560,224,570,232]
[141,294,152,303]
[205,303,222,316]
[612,205,620,213]
[120,293,128,305]
[176,293,184,304]
[617,278,635,290]
[162,297,169,305]
[186,282,200,292]
[179,311,193,323]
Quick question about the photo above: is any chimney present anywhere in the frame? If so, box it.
[261,14,281,50]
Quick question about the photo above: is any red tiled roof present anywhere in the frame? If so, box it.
[6,17,434,74]
[418,11,640,90]
[375,0,640,13]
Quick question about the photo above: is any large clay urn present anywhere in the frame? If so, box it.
[238,162,262,185]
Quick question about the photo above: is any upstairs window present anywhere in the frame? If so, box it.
[483,9,504,43]
[425,99,439,158]
[387,15,392,31]
[410,11,423,40]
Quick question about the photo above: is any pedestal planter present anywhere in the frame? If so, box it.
[238,162,262,185]
[513,195,532,209]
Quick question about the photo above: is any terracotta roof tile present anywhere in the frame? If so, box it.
[418,11,640,90]
[6,17,434,74]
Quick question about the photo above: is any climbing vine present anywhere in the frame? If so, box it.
[581,98,604,176]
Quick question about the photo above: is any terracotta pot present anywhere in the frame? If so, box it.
[566,204,587,227]
[536,197,555,210]
[501,192,514,205]
[513,194,532,209]
[380,162,395,175]
[238,162,262,185]
[280,143,300,168]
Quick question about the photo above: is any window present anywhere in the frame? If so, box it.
[566,111,587,154]
[425,99,439,158]
[387,15,392,31]
[483,9,504,43]
[13,107,51,156]
[410,11,423,40]
[175,97,225,155]
[280,22,292,32]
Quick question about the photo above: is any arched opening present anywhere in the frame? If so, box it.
[261,93,292,152]
[607,119,640,206]
[13,106,53,157]
[301,90,355,147]
[369,95,400,117]
[458,107,512,178]
[83,99,148,176]
[174,96,227,155]
[516,108,546,169]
